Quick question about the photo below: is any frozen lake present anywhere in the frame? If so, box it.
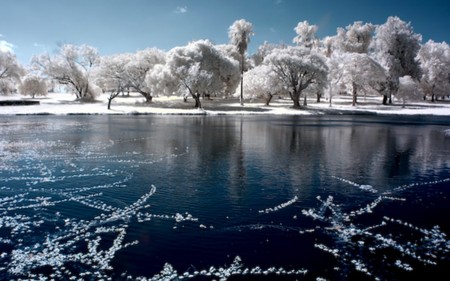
[0,115,449,280]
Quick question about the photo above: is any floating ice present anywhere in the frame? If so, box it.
[300,176,450,279]
[258,196,298,214]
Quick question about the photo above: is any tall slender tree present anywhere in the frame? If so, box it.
[228,19,253,106]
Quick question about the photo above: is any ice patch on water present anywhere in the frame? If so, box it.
[258,196,298,214]
[443,129,450,137]
[300,177,450,279]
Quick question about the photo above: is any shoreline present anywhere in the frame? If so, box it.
[1,93,449,117]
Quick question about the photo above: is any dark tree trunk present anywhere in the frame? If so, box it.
[240,54,244,106]
[316,91,321,103]
[107,91,120,110]
[265,93,273,106]
[291,91,301,108]
[193,93,202,108]
[352,82,357,106]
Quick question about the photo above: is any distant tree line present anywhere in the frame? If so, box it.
[0,17,449,109]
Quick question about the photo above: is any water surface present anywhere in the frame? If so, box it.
[0,115,449,280]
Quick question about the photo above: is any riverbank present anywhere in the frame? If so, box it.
[0,92,449,116]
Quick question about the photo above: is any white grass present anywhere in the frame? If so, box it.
[1,92,449,116]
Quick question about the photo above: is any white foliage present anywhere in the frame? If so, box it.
[0,51,25,95]
[417,40,450,100]
[228,19,254,55]
[167,40,240,107]
[372,16,422,88]
[396,75,423,106]
[19,74,48,98]
[238,64,285,104]
[264,46,328,107]
[125,48,166,101]
[293,20,319,49]
[32,44,100,101]
[335,21,375,53]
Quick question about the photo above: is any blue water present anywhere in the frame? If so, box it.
[0,115,449,280]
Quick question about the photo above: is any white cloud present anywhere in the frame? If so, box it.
[174,6,188,14]
[0,40,15,53]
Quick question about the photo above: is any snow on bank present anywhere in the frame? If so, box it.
[0,93,449,116]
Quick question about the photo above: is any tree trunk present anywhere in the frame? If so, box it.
[316,91,321,103]
[382,94,388,105]
[107,97,113,110]
[352,82,357,106]
[265,93,273,106]
[303,95,307,106]
[193,93,202,108]
[240,54,244,106]
[144,93,152,103]
[291,91,301,108]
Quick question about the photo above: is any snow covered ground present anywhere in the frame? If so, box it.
[0,92,449,116]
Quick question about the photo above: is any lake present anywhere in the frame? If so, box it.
[0,115,449,280]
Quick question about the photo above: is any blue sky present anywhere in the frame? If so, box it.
[1,0,449,65]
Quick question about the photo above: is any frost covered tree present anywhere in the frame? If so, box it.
[238,64,285,105]
[335,21,375,54]
[95,53,131,109]
[0,51,25,95]
[18,74,48,98]
[325,21,385,106]
[372,16,422,104]
[264,46,328,108]
[167,40,240,108]
[293,20,319,49]
[341,53,386,106]
[124,48,165,103]
[228,19,253,105]
[251,42,284,67]
[32,44,100,101]
[396,75,423,107]
[145,63,179,98]
[417,40,450,101]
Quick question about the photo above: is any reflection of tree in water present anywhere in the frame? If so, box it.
[1,116,449,280]
[228,118,247,193]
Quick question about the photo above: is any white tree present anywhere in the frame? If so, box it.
[228,19,254,105]
[293,20,319,49]
[396,75,423,107]
[335,21,375,54]
[251,42,285,67]
[372,16,422,104]
[124,48,165,103]
[339,52,387,106]
[145,63,179,98]
[417,40,450,101]
[19,74,48,99]
[238,64,285,105]
[0,51,25,95]
[95,53,131,109]
[264,46,328,108]
[167,40,240,108]
[32,44,100,101]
